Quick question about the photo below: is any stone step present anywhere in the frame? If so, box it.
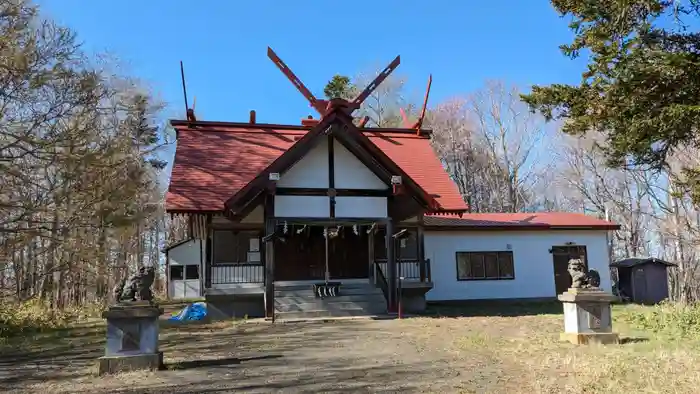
[275,308,381,320]
[271,281,387,321]
[274,281,371,290]
[275,300,386,313]
[274,286,382,298]
[274,294,384,305]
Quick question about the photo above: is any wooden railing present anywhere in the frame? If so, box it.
[211,263,264,284]
[376,259,431,281]
[372,261,390,303]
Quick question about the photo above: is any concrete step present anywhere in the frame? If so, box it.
[274,294,384,305]
[275,308,381,320]
[272,281,387,320]
[274,281,371,291]
[274,286,382,298]
[275,300,386,313]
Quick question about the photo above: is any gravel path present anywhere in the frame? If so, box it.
[0,317,513,393]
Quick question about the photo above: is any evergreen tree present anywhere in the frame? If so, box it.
[521,1,700,200]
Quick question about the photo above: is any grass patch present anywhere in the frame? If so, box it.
[4,302,700,393]
[0,299,102,339]
[615,302,700,339]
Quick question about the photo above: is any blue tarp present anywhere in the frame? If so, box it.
[169,301,208,321]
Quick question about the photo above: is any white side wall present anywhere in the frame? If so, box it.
[169,239,202,266]
[424,230,612,301]
[167,239,203,299]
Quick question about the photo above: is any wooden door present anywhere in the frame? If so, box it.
[551,245,588,295]
[632,267,647,303]
[274,226,325,281]
[328,227,370,279]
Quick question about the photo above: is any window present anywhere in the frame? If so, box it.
[170,265,184,280]
[185,265,200,280]
[213,230,261,265]
[456,251,515,280]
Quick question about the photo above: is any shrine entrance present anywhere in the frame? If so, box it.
[274,224,370,282]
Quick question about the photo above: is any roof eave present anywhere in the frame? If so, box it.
[423,224,620,231]
[169,119,433,136]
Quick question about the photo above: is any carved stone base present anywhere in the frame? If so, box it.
[558,288,619,345]
[98,352,163,375]
[99,303,164,374]
[560,332,620,345]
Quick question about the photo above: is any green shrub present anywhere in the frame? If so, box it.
[0,299,102,338]
[617,302,700,338]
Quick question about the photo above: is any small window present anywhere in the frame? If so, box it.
[456,251,515,280]
[170,265,184,281]
[185,265,200,280]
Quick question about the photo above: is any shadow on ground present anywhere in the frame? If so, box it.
[1,319,458,393]
[166,354,283,370]
[421,301,563,318]
[620,336,649,344]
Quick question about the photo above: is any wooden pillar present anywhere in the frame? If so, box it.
[263,194,275,319]
[368,225,375,282]
[165,250,171,299]
[204,216,212,289]
[386,219,396,312]
[417,225,426,282]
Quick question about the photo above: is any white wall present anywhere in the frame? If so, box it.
[272,137,390,218]
[170,280,201,300]
[168,239,203,299]
[424,230,612,301]
[335,196,387,218]
[333,140,386,190]
[275,195,330,217]
[277,139,328,188]
[169,239,202,266]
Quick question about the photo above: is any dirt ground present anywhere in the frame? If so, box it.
[1,304,699,394]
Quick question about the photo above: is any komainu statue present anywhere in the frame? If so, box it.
[113,266,156,303]
[567,258,601,289]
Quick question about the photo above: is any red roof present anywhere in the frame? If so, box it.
[166,122,467,212]
[423,212,619,230]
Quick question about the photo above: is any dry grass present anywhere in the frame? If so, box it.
[1,303,699,393]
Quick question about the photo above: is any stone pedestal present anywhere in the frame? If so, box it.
[98,302,164,375]
[558,288,619,345]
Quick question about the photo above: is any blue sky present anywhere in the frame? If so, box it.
[37,1,585,125]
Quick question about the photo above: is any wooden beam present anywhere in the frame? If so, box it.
[270,217,386,226]
[417,215,426,282]
[385,219,396,312]
[328,134,335,218]
[368,224,376,282]
[204,216,212,289]
[275,188,391,197]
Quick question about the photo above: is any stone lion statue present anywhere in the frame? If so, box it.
[114,266,156,302]
[567,258,601,289]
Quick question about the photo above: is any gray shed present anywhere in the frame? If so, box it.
[611,257,676,304]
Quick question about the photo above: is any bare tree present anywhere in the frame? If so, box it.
[429,81,550,213]
[0,0,169,313]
